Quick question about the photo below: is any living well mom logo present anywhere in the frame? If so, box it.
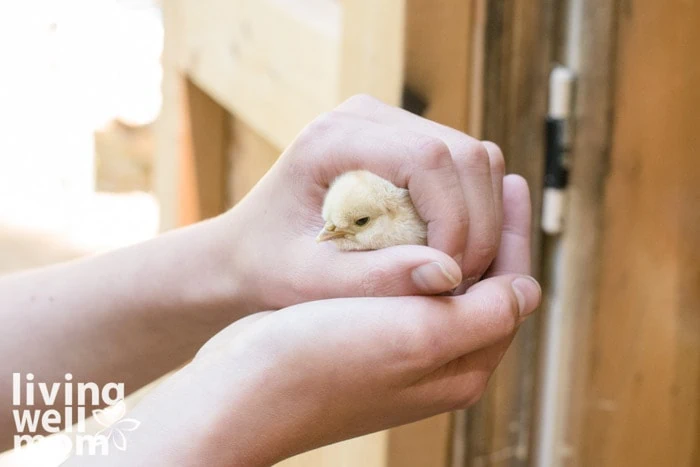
[11,372,140,456]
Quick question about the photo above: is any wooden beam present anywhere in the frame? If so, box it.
[543,1,617,465]
[458,1,553,466]
[573,0,700,465]
[176,78,229,225]
[388,415,452,467]
[158,1,229,229]
[227,117,281,207]
[404,0,473,131]
[279,431,388,467]
[338,0,405,104]
[175,0,341,150]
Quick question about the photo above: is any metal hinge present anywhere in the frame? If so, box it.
[542,66,576,235]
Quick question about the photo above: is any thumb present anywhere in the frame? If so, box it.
[321,245,463,297]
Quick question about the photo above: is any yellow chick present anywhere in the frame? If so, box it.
[317,170,427,251]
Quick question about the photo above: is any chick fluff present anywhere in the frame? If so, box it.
[317,170,427,251]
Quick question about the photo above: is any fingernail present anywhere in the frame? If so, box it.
[511,276,541,317]
[412,262,461,292]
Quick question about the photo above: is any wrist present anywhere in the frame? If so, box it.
[215,206,278,314]
[157,215,251,325]
[163,357,289,466]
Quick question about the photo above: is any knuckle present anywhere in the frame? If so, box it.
[338,93,381,112]
[469,232,499,264]
[487,288,519,337]
[304,111,341,136]
[359,265,392,297]
[454,142,491,174]
[449,376,489,410]
[415,136,452,170]
[292,111,348,156]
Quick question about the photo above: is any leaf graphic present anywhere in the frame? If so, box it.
[112,429,127,451]
[92,409,111,428]
[109,399,127,420]
[93,399,128,428]
[116,418,141,432]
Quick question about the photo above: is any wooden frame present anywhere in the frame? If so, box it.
[158,0,406,231]
[452,1,552,466]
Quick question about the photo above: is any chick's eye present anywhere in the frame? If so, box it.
[355,217,370,226]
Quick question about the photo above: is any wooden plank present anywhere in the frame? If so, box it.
[155,0,184,231]
[175,0,341,150]
[549,2,618,465]
[338,0,405,104]
[459,0,553,466]
[176,78,229,225]
[157,2,229,229]
[278,431,387,467]
[574,0,700,465]
[227,118,281,207]
[404,0,472,131]
[388,415,452,467]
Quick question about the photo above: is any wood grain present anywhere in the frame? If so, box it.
[157,2,229,228]
[460,1,552,466]
[338,0,405,105]
[404,0,473,131]
[176,78,229,225]
[541,1,619,466]
[576,0,700,465]
[227,117,280,207]
[177,0,341,149]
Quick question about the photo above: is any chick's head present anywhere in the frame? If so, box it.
[317,170,426,251]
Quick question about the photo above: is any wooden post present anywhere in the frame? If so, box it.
[540,1,618,466]
[338,0,405,104]
[157,0,229,229]
[457,1,553,466]
[570,1,700,465]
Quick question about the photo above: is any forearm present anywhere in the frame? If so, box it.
[62,358,281,467]
[0,216,248,440]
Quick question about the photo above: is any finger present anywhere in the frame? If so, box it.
[412,336,514,411]
[409,273,541,369]
[485,174,532,277]
[294,111,468,259]
[452,142,499,284]
[296,242,463,299]
[483,141,505,236]
[337,95,501,283]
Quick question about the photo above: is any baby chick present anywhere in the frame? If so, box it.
[317,170,427,251]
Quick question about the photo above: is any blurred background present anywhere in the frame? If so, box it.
[0,0,161,276]
[0,2,161,463]
[1,1,698,467]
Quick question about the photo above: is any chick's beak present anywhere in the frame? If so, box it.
[316,222,351,242]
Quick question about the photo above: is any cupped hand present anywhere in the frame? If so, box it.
[222,95,503,312]
[83,176,536,467]
[183,175,537,465]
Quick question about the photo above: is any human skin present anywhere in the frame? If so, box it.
[0,95,521,451]
[65,175,539,466]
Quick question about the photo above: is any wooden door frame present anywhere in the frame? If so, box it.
[455,1,619,466]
